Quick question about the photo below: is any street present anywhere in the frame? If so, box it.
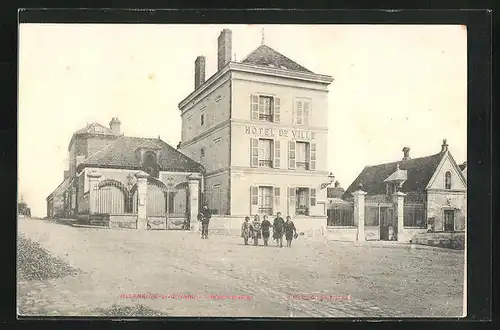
[17,218,465,317]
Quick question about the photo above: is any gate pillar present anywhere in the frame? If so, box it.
[87,171,102,214]
[393,191,406,241]
[135,171,149,230]
[352,189,367,242]
[187,174,201,232]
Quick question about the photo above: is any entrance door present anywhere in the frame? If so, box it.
[444,210,455,232]
[379,207,396,240]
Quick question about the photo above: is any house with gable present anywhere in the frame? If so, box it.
[343,139,467,242]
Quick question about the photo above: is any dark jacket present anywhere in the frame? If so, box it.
[200,208,211,224]
[261,219,272,233]
[273,217,285,235]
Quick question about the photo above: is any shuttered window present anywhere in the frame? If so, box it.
[274,140,280,168]
[294,99,311,126]
[310,188,317,206]
[250,95,259,121]
[251,186,259,205]
[288,141,296,169]
[310,143,316,170]
[274,98,280,123]
[250,138,259,167]
[288,187,296,214]
[274,187,281,209]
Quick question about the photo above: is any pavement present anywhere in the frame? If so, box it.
[17,218,465,318]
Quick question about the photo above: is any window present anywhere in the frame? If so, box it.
[258,186,273,215]
[258,139,273,167]
[200,113,205,126]
[296,142,309,170]
[404,204,426,228]
[200,148,205,158]
[295,188,310,215]
[250,95,280,123]
[294,99,311,125]
[445,171,452,189]
[142,151,159,178]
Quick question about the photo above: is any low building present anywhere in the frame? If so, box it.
[342,139,467,242]
[46,118,204,230]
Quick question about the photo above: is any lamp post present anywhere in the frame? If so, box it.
[165,176,175,229]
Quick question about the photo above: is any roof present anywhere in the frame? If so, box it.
[46,177,72,200]
[77,136,204,173]
[68,122,119,151]
[241,45,313,73]
[343,152,445,198]
[327,187,345,199]
[459,162,467,171]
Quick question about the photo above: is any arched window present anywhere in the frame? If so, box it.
[445,171,452,189]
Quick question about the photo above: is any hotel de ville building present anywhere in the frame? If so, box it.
[178,29,334,230]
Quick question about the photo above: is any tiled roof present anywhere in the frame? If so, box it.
[327,187,345,199]
[77,136,204,173]
[74,123,115,136]
[241,45,313,73]
[343,152,445,198]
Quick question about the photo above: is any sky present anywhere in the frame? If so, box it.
[18,24,467,217]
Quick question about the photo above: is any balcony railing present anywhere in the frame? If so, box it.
[296,162,310,170]
[259,160,273,168]
[259,114,273,121]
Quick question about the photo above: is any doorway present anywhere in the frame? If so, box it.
[379,207,396,241]
[444,209,455,232]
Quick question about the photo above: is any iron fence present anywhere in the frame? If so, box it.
[327,203,354,226]
[202,188,230,215]
[404,203,426,228]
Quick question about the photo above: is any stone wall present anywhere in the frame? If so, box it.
[427,191,466,232]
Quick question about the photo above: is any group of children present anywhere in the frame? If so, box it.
[241,212,298,248]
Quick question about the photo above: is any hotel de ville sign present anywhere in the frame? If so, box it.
[244,126,316,141]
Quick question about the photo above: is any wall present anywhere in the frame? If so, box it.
[203,170,231,215]
[230,170,328,217]
[427,191,467,232]
[231,71,329,127]
[182,125,231,173]
[428,153,467,190]
[180,78,231,143]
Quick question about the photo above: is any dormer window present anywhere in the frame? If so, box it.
[445,171,452,189]
[143,150,159,178]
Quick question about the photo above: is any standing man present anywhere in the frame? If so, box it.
[200,204,212,239]
[272,212,285,248]
[261,215,272,246]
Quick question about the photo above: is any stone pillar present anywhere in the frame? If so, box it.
[135,171,149,230]
[87,171,102,214]
[394,191,406,241]
[352,189,367,242]
[188,173,202,232]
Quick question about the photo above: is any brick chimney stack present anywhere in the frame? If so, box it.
[402,147,411,161]
[109,117,121,135]
[217,29,232,71]
[441,139,449,153]
[194,56,206,90]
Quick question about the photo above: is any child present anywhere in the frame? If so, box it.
[241,217,251,245]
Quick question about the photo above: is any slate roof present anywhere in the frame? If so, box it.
[458,162,467,171]
[76,136,204,173]
[343,152,445,199]
[241,45,313,73]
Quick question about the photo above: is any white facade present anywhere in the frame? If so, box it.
[178,39,333,222]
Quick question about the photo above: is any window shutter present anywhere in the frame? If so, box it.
[274,187,280,210]
[251,186,259,205]
[303,101,310,126]
[288,141,296,169]
[288,187,296,216]
[310,188,317,206]
[251,95,259,121]
[273,97,280,123]
[310,143,316,170]
[250,138,259,167]
[274,140,280,168]
[296,100,303,125]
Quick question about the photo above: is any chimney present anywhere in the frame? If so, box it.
[194,56,206,90]
[64,170,70,180]
[441,139,449,153]
[217,29,232,71]
[402,147,411,161]
[109,117,121,135]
